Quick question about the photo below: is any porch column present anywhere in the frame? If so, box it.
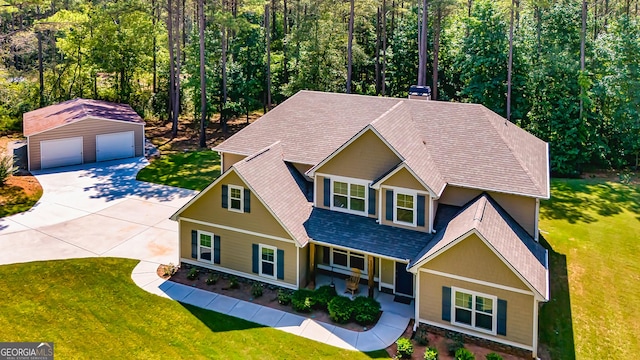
[368,255,375,298]
[309,243,316,285]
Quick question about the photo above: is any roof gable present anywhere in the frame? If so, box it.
[232,142,312,247]
[171,166,294,241]
[308,125,402,181]
[409,194,548,299]
[23,98,144,137]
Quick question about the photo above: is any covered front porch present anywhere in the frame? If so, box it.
[314,272,415,319]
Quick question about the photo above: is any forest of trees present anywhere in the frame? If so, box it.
[1,0,639,176]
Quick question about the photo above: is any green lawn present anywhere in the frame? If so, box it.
[538,179,640,359]
[0,258,388,359]
[0,182,42,217]
[136,150,221,191]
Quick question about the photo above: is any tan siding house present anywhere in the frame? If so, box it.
[173,91,550,358]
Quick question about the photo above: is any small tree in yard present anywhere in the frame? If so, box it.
[0,154,17,186]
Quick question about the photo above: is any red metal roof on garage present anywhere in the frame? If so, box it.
[23,98,144,137]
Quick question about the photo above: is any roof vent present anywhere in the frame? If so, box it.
[408,85,431,100]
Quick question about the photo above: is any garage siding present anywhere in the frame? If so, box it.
[29,117,143,170]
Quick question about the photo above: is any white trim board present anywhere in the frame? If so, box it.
[180,258,298,290]
[180,217,295,244]
[420,268,534,296]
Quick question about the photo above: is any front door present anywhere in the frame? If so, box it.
[395,262,414,296]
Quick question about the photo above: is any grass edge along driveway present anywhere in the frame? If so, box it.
[0,257,388,359]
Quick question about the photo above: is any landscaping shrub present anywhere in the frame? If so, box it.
[205,273,219,285]
[485,353,503,360]
[251,282,263,298]
[291,289,316,312]
[414,326,429,346]
[163,263,178,277]
[327,296,354,323]
[0,154,17,186]
[186,267,199,280]
[277,289,293,305]
[395,337,414,359]
[454,348,475,360]
[424,346,439,360]
[313,285,337,310]
[229,276,239,289]
[352,296,381,325]
[446,332,464,355]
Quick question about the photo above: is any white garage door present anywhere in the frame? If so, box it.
[96,131,135,162]
[40,137,83,169]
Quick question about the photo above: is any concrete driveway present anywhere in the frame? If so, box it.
[0,157,197,266]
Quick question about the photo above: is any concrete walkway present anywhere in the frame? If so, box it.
[132,261,410,352]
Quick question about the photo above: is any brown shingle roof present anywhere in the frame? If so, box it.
[370,101,447,195]
[215,91,549,198]
[409,194,548,299]
[233,142,312,247]
[23,98,144,137]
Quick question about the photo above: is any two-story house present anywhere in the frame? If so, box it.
[170,91,550,358]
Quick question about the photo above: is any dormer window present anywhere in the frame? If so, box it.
[229,185,243,212]
[330,177,368,215]
[393,190,417,226]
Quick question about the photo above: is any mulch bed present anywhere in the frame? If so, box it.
[159,264,371,332]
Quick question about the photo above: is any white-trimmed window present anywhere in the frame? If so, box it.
[394,190,417,226]
[198,231,214,262]
[331,248,366,273]
[331,178,368,215]
[228,185,243,212]
[259,244,277,278]
[452,287,497,334]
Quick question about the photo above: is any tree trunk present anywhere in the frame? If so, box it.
[432,4,441,100]
[167,0,176,128]
[579,0,587,120]
[173,0,182,138]
[417,0,428,86]
[265,4,272,110]
[283,0,289,83]
[152,0,158,93]
[38,31,44,107]
[346,0,354,93]
[381,0,387,95]
[507,0,514,121]
[375,7,381,95]
[199,0,207,148]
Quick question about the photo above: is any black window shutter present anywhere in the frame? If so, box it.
[323,178,331,207]
[191,230,198,259]
[221,185,228,208]
[385,190,394,221]
[368,187,376,215]
[244,189,251,213]
[417,195,426,227]
[213,235,221,264]
[277,249,285,280]
[252,244,259,273]
[442,286,452,321]
[497,299,507,335]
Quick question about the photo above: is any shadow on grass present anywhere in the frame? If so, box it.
[180,303,390,358]
[540,179,640,224]
[136,150,221,191]
[538,236,576,360]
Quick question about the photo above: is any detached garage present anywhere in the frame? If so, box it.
[23,98,145,171]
